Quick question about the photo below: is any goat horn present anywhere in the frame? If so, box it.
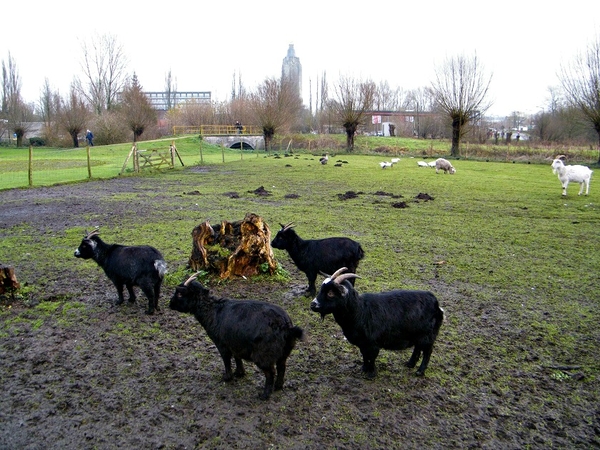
[282,222,294,231]
[335,273,361,284]
[184,272,201,286]
[86,228,100,238]
[329,267,348,280]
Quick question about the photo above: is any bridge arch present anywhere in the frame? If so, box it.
[229,139,255,150]
[202,135,265,151]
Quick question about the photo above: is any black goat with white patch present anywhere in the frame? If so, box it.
[74,229,167,314]
[271,222,365,296]
[169,274,305,400]
[310,267,443,378]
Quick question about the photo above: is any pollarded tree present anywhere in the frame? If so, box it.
[330,76,376,151]
[57,86,90,148]
[430,53,493,156]
[559,32,600,163]
[119,73,157,142]
[250,77,303,151]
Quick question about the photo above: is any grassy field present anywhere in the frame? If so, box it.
[0,141,599,447]
[1,133,598,190]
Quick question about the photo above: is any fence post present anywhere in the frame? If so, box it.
[28,145,33,186]
[221,144,225,163]
[86,146,92,178]
[133,143,139,172]
[199,141,204,164]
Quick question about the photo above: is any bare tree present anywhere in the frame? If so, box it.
[1,52,33,146]
[119,73,157,142]
[250,77,303,151]
[330,75,376,151]
[374,81,409,111]
[76,33,129,114]
[164,69,177,110]
[559,33,600,162]
[57,85,91,147]
[39,78,62,144]
[430,53,493,156]
[178,100,216,126]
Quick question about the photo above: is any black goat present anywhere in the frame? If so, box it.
[169,274,305,400]
[271,222,365,296]
[74,229,167,314]
[310,267,443,378]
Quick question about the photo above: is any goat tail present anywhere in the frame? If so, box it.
[435,305,445,331]
[357,244,366,261]
[154,260,168,278]
[289,325,306,342]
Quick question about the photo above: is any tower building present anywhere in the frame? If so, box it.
[281,44,302,101]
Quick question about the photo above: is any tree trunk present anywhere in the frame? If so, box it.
[451,118,461,157]
[345,124,356,152]
[70,131,79,148]
[188,213,278,279]
[596,130,600,164]
[0,264,20,294]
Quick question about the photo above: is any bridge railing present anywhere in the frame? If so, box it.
[173,125,262,136]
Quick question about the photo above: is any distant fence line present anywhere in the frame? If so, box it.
[0,140,266,190]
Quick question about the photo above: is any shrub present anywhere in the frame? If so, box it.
[28,137,46,147]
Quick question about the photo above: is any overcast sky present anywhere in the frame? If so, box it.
[3,0,599,117]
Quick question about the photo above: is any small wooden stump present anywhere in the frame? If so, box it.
[0,264,20,294]
[189,212,278,278]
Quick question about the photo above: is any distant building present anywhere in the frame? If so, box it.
[281,44,302,101]
[144,91,211,111]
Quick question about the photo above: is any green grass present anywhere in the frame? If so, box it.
[0,141,598,446]
[1,133,597,190]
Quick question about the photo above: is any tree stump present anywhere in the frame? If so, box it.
[0,264,20,294]
[188,212,278,279]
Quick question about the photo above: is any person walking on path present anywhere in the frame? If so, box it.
[86,129,94,146]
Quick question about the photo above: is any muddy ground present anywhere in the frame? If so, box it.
[0,173,599,449]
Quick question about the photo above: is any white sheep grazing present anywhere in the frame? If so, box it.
[551,158,592,196]
[435,158,456,174]
[391,158,400,164]
[417,161,429,167]
[379,161,393,169]
[428,161,437,168]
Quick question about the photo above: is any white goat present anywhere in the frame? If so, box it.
[379,161,393,169]
[435,158,456,174]
[417,161,430,168]
[551,158,592,196]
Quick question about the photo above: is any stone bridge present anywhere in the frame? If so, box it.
[203,135,265,151]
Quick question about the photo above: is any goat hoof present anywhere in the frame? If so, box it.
[234,370,245,378]
[115,299,124,305]
[222,373,234,382]
[363,370,377,380]
[145,309,155,315]
[259,391,272,400]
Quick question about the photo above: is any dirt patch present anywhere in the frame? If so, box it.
[337,190,363,200]
[415,192,434,201]
[248,186,272,196]
[0,173,598,449]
